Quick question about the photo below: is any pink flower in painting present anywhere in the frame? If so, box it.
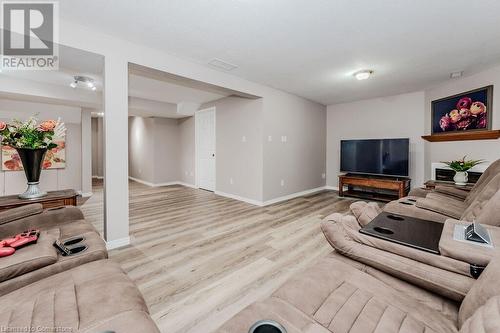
[470,101,486,115]
[38,120,57,132]
[439,114,452,131]
[449,109,461,123]
[477,113,487,128]
[456,97,472,110]
[0,122,6,131]
[459,108,471,119]
[456,118,472,130]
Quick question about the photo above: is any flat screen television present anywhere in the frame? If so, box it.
[340,138,409,177]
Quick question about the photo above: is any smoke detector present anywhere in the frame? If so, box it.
[450,71,463,79]
[208,58,238,71]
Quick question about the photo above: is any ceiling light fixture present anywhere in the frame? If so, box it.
[69,76,97,91]
[353,70,373,80]
[450,71,463,79]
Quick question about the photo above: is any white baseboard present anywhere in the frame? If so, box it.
[262,186,328,206]
[215,186,330,207]
[92,176,104,179]
[80,192,93,198]
[106,236,130,250]
[128,176,196,189]
[324,185,339,191]
[214,191,264,206]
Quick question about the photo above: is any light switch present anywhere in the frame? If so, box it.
[281,136,287,143]
[280,179,285,186]
[322,173,326,179]
[230,178,234,185]
[242,136,247,142]
[268,135,273,142]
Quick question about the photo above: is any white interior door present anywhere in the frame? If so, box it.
[196,108,216,191]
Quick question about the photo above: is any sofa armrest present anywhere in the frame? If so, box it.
[0,206,84,236]
[415,197,465,219]
[0,204,43,225]
[434,185,469,200]
[439,219,500,266]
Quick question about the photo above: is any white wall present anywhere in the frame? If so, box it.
[91,117,104,178]
[128,116,154,183]
[0,99,85,195]
[178,117,195,185]
[263,93,327,201]
[424,65,500,179]
[326,91,426,188]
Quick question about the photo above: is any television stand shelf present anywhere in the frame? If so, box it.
[338,174,410,202]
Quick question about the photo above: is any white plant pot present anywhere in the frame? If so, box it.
[454,171,468,186]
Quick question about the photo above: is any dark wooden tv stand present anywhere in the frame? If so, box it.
[338,173,410,202]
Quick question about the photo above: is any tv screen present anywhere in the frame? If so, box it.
[340,138,409,177]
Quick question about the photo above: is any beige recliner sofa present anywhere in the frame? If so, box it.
[219,250,500,333]
[383,172,500,223]
[0,204,159,333]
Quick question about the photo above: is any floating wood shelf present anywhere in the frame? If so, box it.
[422,130,500,142]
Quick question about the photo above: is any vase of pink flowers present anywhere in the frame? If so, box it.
[0,116,66,199]
[442,156,484,186]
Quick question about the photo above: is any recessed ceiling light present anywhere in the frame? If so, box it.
[353,70,374,80]
[450,71,463,79]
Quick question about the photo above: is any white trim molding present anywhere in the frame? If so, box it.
[216,186,331,207]
[128,176,196,188]
[79,192,94,198]
[262,186,328,206]
[214,190,264,206]
[106,236,130,250]
[324,185,339,191]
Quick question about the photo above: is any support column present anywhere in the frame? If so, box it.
[103,56,129,249]
[80,109,92,196]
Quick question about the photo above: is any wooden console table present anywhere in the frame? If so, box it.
[339,174,410,202]
[0,189,78,212]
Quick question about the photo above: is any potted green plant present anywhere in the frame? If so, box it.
[442,156,484,185]
[0,116,66,199]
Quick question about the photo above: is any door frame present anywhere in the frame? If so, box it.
[195,107,216,191]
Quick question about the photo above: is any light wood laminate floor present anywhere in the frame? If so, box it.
[80,180,355,333]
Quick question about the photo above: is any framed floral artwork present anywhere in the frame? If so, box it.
[432,85,493,134]
[1,139,66,171]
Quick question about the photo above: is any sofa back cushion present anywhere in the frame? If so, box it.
[459,256,500,327]
[465,159,500,205]
[0,204,43,225]
[461,173,500,223]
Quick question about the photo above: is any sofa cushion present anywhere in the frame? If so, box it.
[0,204,43,225]
[383,197,449,223]
[0,225,107,297]
[463,159,500,205]
[271,254,457,333]
[349,201,382,226]
[0,229,59,283]
[461,174,500,223]
[0,259,158,333]
[459,257,500,327]
[434,186,469,200]
[321,214,473,301]
[459,296,500,333]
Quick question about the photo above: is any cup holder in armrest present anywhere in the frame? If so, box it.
[373,226,394,235]
[62,236,85,246]
[399,201,414,205]
[66,245,88,256]
[386,214,405,221]
[249,320,287,333]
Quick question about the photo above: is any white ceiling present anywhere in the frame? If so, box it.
[128,74,226,105]
[60,0,500,105]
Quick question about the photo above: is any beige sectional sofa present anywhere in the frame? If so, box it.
[383,172,500,224]
[219,200,500,333]
[0,204,159,333]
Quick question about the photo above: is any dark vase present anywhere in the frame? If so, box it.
[15,148,48,199]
